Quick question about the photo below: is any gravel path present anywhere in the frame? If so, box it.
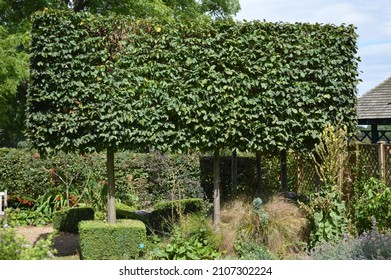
[15,226,80,257]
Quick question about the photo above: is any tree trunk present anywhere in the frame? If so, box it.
[255,151,262,197]
[231,149,238,198]
[107,148,116,224]
[280,149,288,192]
[213,148,221,231]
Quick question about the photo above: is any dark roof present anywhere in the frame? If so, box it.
[357,76,391,124]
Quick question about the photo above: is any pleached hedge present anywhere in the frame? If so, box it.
[28,10,359,155]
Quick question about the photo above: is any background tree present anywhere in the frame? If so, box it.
[0,26,29,147]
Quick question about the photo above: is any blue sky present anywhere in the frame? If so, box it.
[235,0,391,96]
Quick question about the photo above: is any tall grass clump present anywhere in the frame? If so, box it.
[258,195,308,257]
[219,197,254,255]
[219,195,308,259]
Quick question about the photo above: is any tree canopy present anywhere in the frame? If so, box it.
[27,10,360,155]
[0,0,239,147]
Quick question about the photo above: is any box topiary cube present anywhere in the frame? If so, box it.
[79,219,146,260]
[53,207,94,233]
[150,198,204,233]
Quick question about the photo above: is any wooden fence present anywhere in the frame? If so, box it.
[200,142,391,201]
[356,142,391,186]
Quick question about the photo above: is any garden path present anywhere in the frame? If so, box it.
[15,226,80,257]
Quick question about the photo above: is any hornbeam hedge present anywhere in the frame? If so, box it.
[28,10,359,154]
[27,10,360,225]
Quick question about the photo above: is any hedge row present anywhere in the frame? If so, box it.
[79,219,146,260]
[0,148,202,206]
[28,10,359,156]
[53,207,94,233]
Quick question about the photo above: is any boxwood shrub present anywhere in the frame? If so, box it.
[116,203,150,224]
[53,207,94,233]
[79,219,146,260]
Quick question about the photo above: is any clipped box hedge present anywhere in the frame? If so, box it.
[116,203,150,223]
[79,219,146,260]
[150,198,204,233]
[53,207,94,233]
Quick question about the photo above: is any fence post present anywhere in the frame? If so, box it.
[378,141,386,182]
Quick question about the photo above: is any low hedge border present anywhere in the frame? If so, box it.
[79,219,146,260]
[53,207,94,233]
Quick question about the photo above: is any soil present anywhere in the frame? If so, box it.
[14,226,80,257]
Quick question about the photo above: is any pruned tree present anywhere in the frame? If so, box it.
[28,11,359,227]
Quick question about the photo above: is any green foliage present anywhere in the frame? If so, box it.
[0,227,56,260]
[150,198,204,233]
[309,227,391,260]
[0,27,29,146]
[151,214,221,260]
[79,219,146,259]
[234,237,276,260]
[353,178,391,234]
[53,207,94,233]
[115,203,150,225]
[5,207,51,226]
[0,148,202,207]
[302,189,349,248]
[311,123,349,189]
[28,10,359,156]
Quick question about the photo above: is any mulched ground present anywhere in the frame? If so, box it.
[14,226,80,257]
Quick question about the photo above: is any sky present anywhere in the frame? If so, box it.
[235,0,391,96]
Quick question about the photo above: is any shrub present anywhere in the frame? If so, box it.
[0,148,202,206]
[353,178,391,234]
[301,189,349,248]
[151,214,221,260]
[150,198,204,234]
[308,227,391,260]
[0,227,56,260]
[5,208,51,226]
[234,237,276,260]
[53,207,94,233]
[79,219,146,260]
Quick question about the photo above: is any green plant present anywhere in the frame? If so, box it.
[150,198,205,233]
[302,189,349,248]
[53,207,95,233]
[304,123,351,248]
[234,237,275,260]
[309,226,391,260]
[151,214,221,260]
[5,208,51,226]
[0,227,56,260]
[353,178,391,233]
[311,123,350,189]
[79,219,146,259]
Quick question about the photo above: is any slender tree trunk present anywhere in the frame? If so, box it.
[231,149,238,198]
[213,148,221,231]
[255,151,262,197]
[296,152,303,193]
[107,148,116,224]
[280,149,288,192]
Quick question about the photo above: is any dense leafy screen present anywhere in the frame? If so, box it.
[27,10,359,155]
